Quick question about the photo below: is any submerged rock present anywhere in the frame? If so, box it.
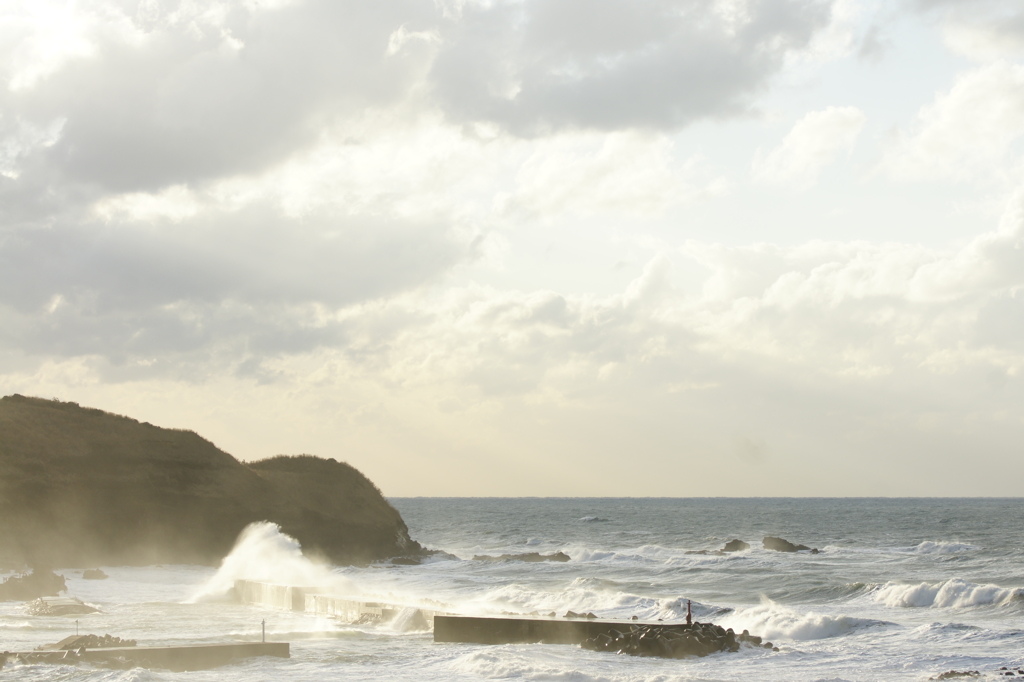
[763,536,817,553]
[472,552,571,562]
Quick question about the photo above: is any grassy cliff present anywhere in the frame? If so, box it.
[0,395,422,567]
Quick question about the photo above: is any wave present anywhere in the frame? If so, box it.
[451,649,610,681]
[908,541,980,554]
[0,621,34,629]
[720,599,892,641]
[872,578,1024,608]
[187,521,352,603]
[450,576,730,623]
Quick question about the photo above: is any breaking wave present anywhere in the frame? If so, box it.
[908,541,980,554]
[872,578,1024,608]
[720,599,891,641]
[188,522,351,603]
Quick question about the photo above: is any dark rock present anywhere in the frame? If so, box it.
[472,552,571,562]
[0,395,425,567]
[763,536,815,553]
[38,634,136,650]
[582,621,774,660]
[82,569,108,580]
[722,539,750,552]
[0,569,65,601]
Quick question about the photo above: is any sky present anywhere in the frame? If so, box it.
[2,0,1023,496]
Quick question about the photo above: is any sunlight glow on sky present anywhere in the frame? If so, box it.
[2,0,1023,495]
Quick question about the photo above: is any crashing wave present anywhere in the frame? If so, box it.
[872,578,1023,608]
[720,599,891,641]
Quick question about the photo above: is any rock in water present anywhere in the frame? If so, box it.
[0,569,66,601]
[472,552,571,562]
[763,536,816,553]
[0,395,425,567]
[722,539,750,552]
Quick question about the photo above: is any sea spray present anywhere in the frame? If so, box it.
[188,521,352,603]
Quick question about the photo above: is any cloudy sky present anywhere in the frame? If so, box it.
[2,0,1023,496]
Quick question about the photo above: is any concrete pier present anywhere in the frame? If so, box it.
[5,642,289,672]
[234,579,445,630]
[234,580,323,612]
[434,615,694,645]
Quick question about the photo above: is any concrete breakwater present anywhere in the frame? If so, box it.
[433,614,776,658]
[235,580,772,660]
[233,580,446,630]
[3,642,289,672]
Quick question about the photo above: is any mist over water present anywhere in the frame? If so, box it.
[3,498,1024,681]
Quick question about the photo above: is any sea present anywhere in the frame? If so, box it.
[2,498,1023,681]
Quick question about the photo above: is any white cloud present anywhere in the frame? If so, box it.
[753,106,865,188]
[879,61,1024,182]
[497,131,727,219]
[0,116,65,179]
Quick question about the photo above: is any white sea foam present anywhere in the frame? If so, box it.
[0,621,33,629]
[450,649,610,681]
[909,541,980,554]
[720,599,886,641]
[872,578,1023,608]
[188,522,351,603]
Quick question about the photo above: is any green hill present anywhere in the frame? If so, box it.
[0,395,423,567]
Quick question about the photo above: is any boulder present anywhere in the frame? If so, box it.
[0,569,66,601]
[581,621,775,659]
[722,539,750,552]
[472,552,571,562]
[38,634,136,650]
[763,536,815,553]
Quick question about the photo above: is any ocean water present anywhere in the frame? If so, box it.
[2,498,1023,681]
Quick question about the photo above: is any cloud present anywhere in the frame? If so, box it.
[878,61,1024,182]
[0,0,437,200]
[429,0,836,135]
[752,106,865,188]
[497,131,727,219]
[5,190,1024,494]
[912,0,1024,62]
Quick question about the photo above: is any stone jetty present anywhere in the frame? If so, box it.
[582,622,776,658]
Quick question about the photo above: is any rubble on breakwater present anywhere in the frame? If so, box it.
[583,621,776,658]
